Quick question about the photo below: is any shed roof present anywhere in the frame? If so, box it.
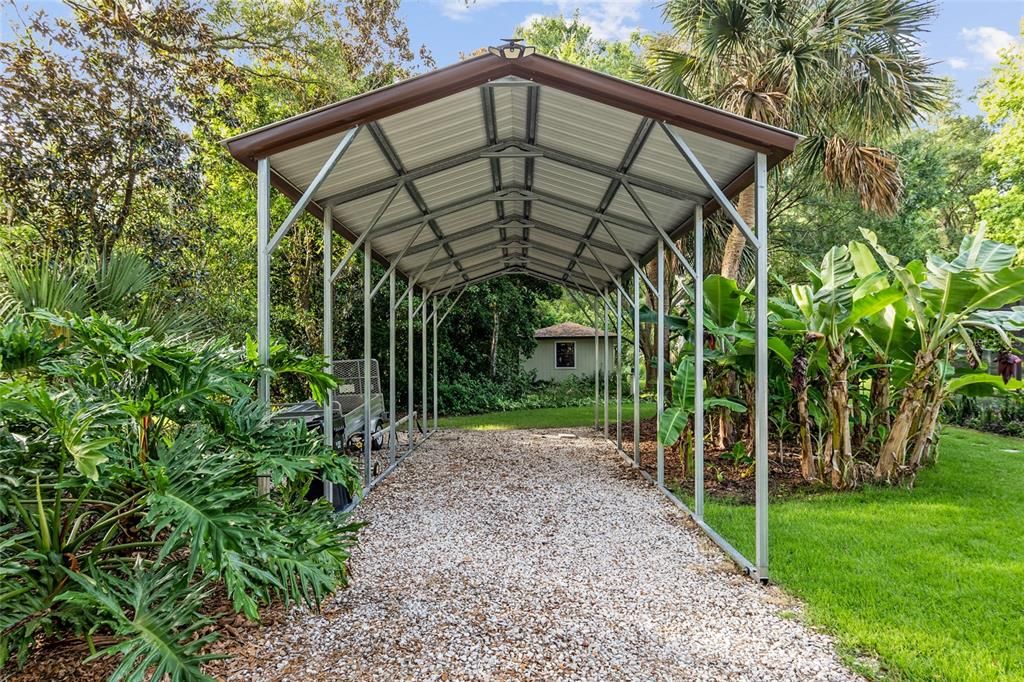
[226,48,799,297]
[535,322,615,339]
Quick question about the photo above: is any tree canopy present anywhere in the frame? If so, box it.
[973,20,1024,262]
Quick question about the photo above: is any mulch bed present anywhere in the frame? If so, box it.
[1,586,289,682]
[619,417,826,504]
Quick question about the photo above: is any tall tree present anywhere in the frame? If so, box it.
[515,13,641,79]
[0,0,420,343]
[973,20,1024,262]
[644,0,946,280]
[772,112,992,282]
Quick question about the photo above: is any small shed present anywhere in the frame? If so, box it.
[524,322,615,382]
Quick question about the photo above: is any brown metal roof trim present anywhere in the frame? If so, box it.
[224,52,799,166]
[226,53,512,167]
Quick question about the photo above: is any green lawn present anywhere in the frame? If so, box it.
[441,406,1024,681]
[438,402,657,430]
[700,426,1024,681]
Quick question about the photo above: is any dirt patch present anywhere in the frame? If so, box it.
[620,417,830,503]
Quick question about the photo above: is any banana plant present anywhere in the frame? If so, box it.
[863,227,1024,480]
[789,244,904,488]
[658,355,746,477]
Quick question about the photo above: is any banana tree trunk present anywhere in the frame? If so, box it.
[875,350,936,481]
[791,347,815,481]
[825,344,854,489]
[716,370,737,450]
[869,362,891,436]
[796,387,815,481]
[850,375,865,453]
[910,379,944,471]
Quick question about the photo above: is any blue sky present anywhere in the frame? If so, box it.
[401,0,1024,116]
[4,0,1021,116]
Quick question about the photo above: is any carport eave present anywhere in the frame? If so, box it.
[223,52,800,166]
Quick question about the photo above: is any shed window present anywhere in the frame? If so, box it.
[555,341,576,369]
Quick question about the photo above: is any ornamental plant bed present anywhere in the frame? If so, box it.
[620,417,829,504]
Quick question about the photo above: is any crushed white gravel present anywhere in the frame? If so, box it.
[215,428,859,681]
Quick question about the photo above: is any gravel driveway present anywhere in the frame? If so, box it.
[216,428,858,681]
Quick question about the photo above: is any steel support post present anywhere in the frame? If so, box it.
[421,295,427,438]
[754,152,770,582]
[362,239,372,486]
[256,158,271,406]
[432,295,438,431]
[656,239,665,487]
[388,270,397,466]
[694,205,705,520]
[256,159,272,496]
[633,268,641,466]
[593,296,599,430]
[407,283,414,452]
[322,204,335,505]
[616,287,623,451]
[603,292,610,439]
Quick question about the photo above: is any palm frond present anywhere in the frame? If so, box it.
[823,137,903,216]
[0,257,88,316]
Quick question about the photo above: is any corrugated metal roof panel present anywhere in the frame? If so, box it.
[314,133,395,202]
[451,229,500,255]
[499,157,524,187]
[606,184,692,233]
[535,87,640,167]
[493,82,528,140]
[533,158,610,210]
[415,159,494,208]
[532,230,582,257]
[379,89,487,168]
[332,186,422,234]
[530,202,591,233]
[372,218,434,258]
[631,124,752,197]
[434,201,498,235]
[269,131,395,203]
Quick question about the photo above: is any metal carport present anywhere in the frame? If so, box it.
[225,40,800,582]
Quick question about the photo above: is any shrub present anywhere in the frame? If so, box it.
[0,312,361,678]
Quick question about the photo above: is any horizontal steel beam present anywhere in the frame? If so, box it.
[397,214,626,260]
[419,237,604,275]
[319,137,699,208]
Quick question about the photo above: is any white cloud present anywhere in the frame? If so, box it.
[947,56,969,70]
[960,26,1018,63]
[569,0,643,42]
[440,0,643,40]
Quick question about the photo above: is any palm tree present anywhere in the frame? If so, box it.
[644,0,946,280]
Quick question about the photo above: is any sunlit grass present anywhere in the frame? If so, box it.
[700,427,1024,681]
[438,402,656,430]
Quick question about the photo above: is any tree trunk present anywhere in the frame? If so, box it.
[716,371,736,450]
[875,350,936,481]
[825,344,854,489]
[489,309,499,378]
[744,375,756,446]
[850,375,865,453]
[910,381,943,471]
[869,362,891,438]
[719,188,755,280]
[796,386,815,481]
